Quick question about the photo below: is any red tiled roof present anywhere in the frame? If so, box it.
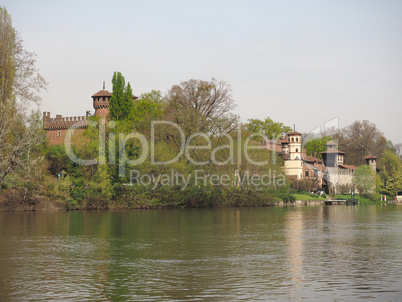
[364,154,377,160]
[304,155,323,163]
[91,90,138,99]
[339,164,357,170]
[287,131,302,136]
[92,90,112,97]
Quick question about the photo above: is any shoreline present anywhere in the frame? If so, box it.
[0,189,392,212]
[0,196,373,212]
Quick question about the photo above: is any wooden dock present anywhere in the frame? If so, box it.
[325,199,359,205]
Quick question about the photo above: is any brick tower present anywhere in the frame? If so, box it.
[92,82,111,119]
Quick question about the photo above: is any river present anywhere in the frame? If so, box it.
[0,205,401,301]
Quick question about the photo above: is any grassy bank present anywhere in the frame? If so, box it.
[1,182,395,211]
[293,193,326,201]
[1,183,290,211]
[331,194,392,205]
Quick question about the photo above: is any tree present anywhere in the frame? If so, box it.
[304,136,332,159]
[353,165,377,195]
[92,164,112,200]
[0,6,14,104]
[379,149,402,196]
[46,144,72,176]
[0,7,47,107]
[131,90,164,131]
[164,78,237,137]
[0,7,47,188]
[0,107,45,186]
[247,117,292,141]
[109,71,133,121]
[337,120,386,165]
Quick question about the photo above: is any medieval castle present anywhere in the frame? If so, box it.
[43,85,137,145]
[43,86,377,194]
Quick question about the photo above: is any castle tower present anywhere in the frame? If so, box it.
[364,154,377,171]
[92,83,112,119]
[284,131,303,179]
[320,141,345,167]
[288,131,302,160]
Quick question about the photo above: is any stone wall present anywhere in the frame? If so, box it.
[43,112,88,146]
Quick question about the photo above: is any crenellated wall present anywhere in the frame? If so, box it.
[43,112,88,130]
[43,112,89,145]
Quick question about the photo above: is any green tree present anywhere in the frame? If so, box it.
[304,136,332,159]
[109,71,133,121]
[379,149,402,196]
[92,164,112,199]
[0,6,14,104]
[131,90,164,131]
[70,164,85,203]
[46,145,72,176]
[353,165,377,195]
[247,117,292,141]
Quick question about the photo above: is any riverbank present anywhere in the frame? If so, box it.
[0,188,390,212]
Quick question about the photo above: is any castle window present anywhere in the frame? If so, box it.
[292,137,294,142]
[296,137,298,142]
[296,148,299,153]
[57,131,61,137]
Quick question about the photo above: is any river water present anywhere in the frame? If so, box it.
[0,205,401,301]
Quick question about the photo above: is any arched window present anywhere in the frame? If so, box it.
[296,137,298,142]
[296,148,299,153]
[292,137,294,142]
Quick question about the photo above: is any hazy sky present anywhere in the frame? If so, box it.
[3,0,402,144]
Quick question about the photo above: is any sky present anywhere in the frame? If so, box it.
[3,0,402,144]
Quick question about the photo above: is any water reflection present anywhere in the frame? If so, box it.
[285,209,304,289]
[0,206,402,301]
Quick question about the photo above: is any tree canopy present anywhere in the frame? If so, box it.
[337,120,386,165]
[379,149,402,196]
[353,165,377,195]
[304,136,332,159]
[109,71,134,121]
[165,78,237,136]
[247,117,292,141]
[0,6,47,187]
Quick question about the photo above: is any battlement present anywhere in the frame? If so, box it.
[43,112,89,130]
[326,167,355,176]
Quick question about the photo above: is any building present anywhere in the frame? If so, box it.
[265,133,376,194]
[43,85,137,145]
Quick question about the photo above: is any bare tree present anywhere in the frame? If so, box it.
[164,78,237,137]
[0,6,47,187]
[338,120,386,165]
[0,104,45,186]
[12,34,47,107]
[0,6,47,108]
